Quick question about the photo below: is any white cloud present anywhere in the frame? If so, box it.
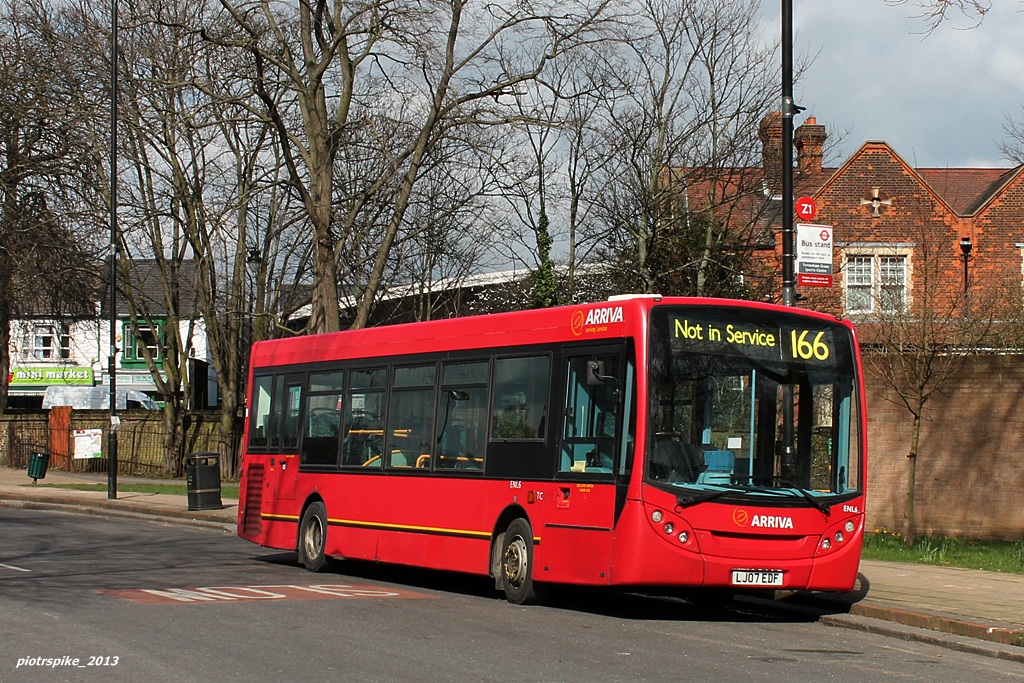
[762,1,1024,168]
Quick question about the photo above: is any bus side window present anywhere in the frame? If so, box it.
[436,361,488,471]
[342,368,386,468]
[282,376,304,451]
[302,371,344,466]
[388,365,437,469]
[248,375,275,449]
[492,356,549,440]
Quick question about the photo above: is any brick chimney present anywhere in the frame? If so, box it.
[794,117,827,176]
[759,112,783,195]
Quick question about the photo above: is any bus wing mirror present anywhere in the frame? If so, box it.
[587,360,618,388]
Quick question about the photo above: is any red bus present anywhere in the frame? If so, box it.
[237,295,865,604]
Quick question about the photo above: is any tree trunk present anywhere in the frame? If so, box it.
[903,411,923,545]
[0,294,10,414]
[162,402,187,476]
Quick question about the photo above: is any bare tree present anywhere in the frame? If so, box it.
[375,136,502,323]
[0,0,106,413]
[110,0,314,474]
[583,0,779,297]
[205,0,611,333]
[885,0,992,32]
[1000,105,1024,164]
[489,79,567,309]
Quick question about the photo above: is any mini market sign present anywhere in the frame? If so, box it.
[9,367,94,386]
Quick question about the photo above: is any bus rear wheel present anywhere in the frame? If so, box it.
[501,518,546,605]
[298,501,329,572]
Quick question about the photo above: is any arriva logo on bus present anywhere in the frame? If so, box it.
[571,305,624,336]
[733,509,794,530]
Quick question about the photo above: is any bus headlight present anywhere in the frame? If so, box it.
[652,510,663,523]
[677,531,689,544]
[821,538,831,550]
[845,521,855,534]
[663,523,674,535]
[834,531,845,543]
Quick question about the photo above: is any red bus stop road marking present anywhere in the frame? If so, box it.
[97,583,434,605]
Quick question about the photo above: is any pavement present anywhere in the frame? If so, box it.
[1,465,1023,664]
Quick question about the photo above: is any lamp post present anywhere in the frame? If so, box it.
[781,0,797,307]
[107,0,119,500]
[778,0,799,484]
[959,237,972,312]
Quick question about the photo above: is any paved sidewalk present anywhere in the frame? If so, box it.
[0,464,236,528]
[1,465,1023,662]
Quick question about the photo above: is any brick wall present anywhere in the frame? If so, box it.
[865,354,1024,540]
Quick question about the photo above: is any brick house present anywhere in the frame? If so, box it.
[664,114,1024,538]
[685,114,1024,539]
[758,112,1024,321]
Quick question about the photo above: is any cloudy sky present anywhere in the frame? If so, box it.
[761,1,1024,168]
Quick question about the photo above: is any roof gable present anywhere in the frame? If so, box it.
[816,141,1022,218]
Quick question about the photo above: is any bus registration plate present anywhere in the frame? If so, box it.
[731,570,783,587]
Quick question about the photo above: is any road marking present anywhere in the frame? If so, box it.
[98,583,433,605]
[0,562,30,572]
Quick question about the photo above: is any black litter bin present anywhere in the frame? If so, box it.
[27,451,50,483]
[185,453,222,511]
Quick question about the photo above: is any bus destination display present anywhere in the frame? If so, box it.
[668,314,836,364]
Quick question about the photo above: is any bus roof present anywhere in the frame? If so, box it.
[251,296,853,370]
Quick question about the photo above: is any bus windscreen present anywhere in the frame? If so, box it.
[648,306,861,502]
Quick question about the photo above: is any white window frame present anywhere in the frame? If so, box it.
[841,244,913,315]
[31,323,71,360]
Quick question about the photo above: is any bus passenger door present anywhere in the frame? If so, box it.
[272,374,303,502]
[548,346,625,585]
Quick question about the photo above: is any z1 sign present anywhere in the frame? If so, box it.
[796,196,817,221]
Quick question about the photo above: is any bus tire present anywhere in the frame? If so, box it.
[500,518,546,605]
[298,501,329,572]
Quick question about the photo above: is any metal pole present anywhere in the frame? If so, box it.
[781,0,796,307]
[779,0,797,481]
[107,0,119,500]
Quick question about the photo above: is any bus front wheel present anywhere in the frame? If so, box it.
[501,518,546,605]
[298,501,329,572]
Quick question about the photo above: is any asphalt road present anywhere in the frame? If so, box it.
[1,508,1022,683]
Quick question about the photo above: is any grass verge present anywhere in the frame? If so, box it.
[26,482,240,499]
[863,530,1024,575]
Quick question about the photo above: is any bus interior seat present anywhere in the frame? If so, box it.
[697,449,735,485]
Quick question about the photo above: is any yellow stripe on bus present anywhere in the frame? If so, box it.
[259,513,540,543]
[328,518,492,538]
[261,513,301,522]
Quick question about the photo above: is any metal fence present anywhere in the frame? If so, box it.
[1,413,241,479]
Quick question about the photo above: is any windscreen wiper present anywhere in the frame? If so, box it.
[782,482,831,514]
[675,486,747,508]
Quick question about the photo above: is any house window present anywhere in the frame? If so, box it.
[123,322,164,365]
[843,252,908,314]
[32,325,71,360]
